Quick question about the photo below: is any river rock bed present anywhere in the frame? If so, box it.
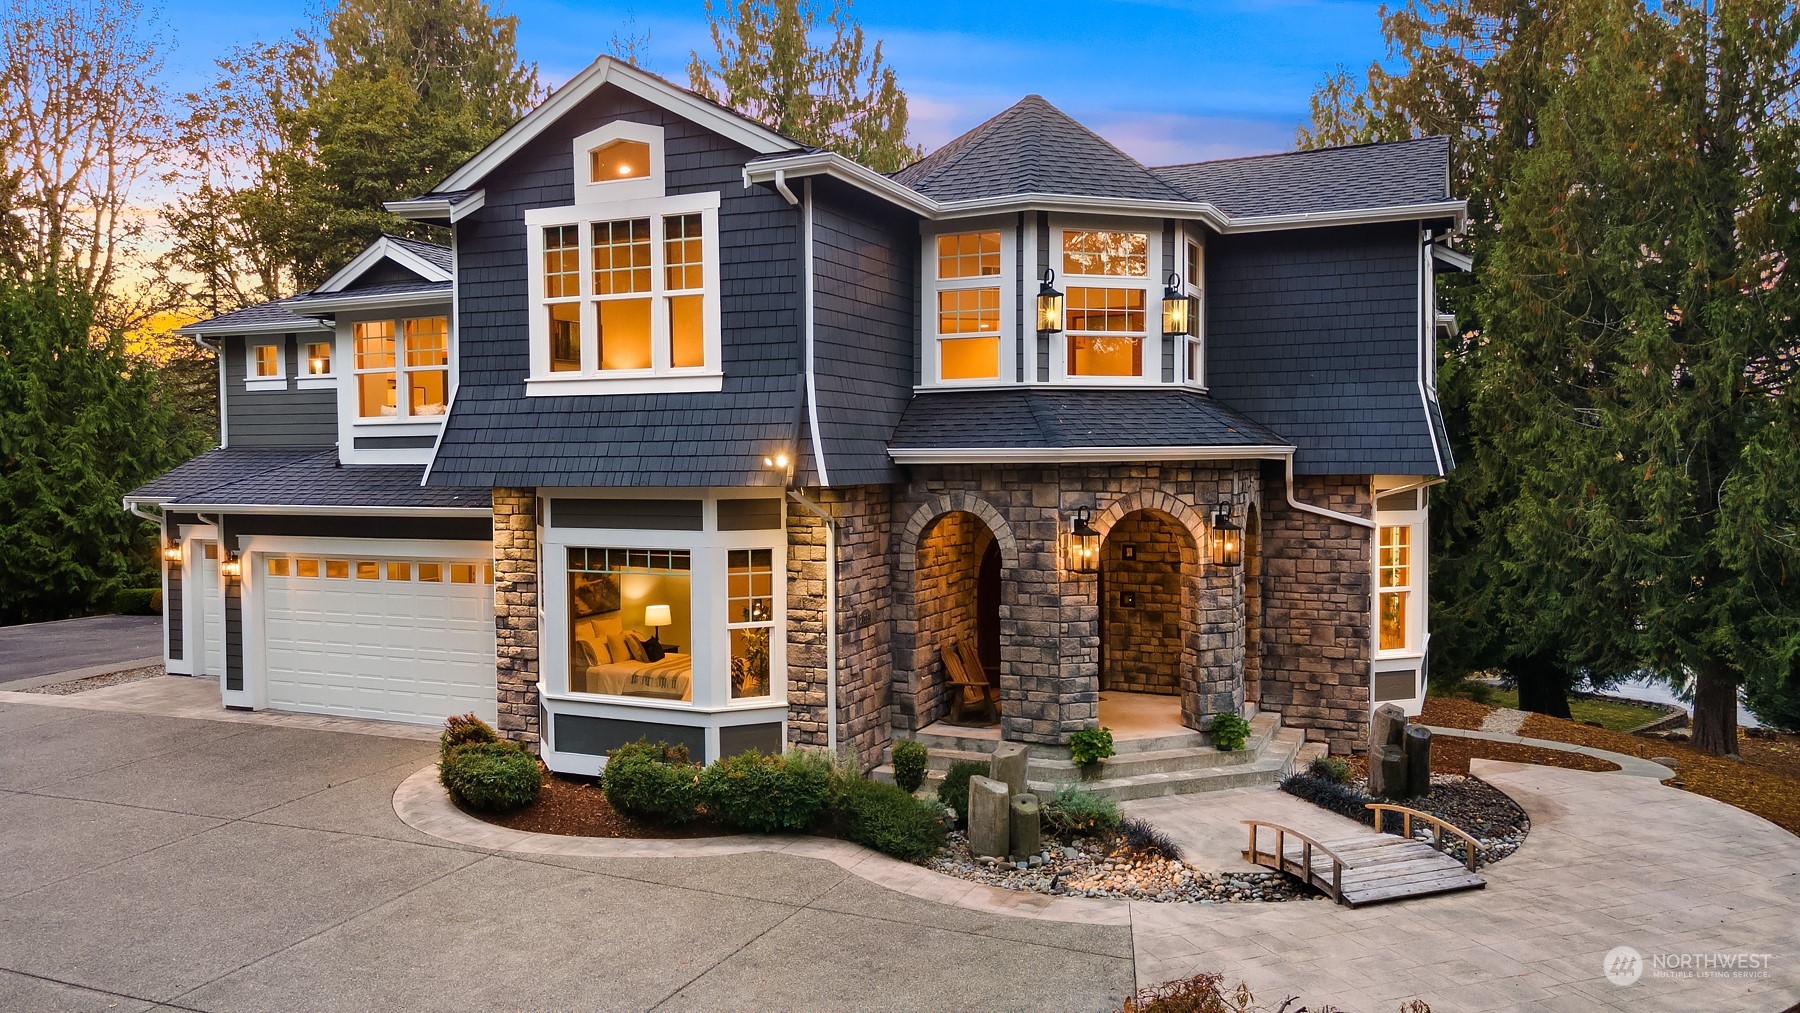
[928,832,1318,903]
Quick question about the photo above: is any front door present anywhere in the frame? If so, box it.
[194,541,223,678]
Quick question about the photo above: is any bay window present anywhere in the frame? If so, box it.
[930,230,1006,383]
[354,316,449,419]
[1059,227,1157,380]
[1378,524,1411,651]
[568,548,694,701]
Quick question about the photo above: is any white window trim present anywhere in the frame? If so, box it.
[1181,230,1206,389]
[572,120,666,201]
[346,316,451,424]
[1050,218,1164,385]
[246,340,285,390]
[921,222,1016,387]
[524,190,725,396]
[333,308,452,466]
[1373,498,1428,661]
[297,339,336,389]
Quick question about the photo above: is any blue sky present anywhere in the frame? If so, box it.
[157,0,1394,165]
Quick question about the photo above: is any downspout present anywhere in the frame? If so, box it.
[787,489,839,758]
[125,500,162,524]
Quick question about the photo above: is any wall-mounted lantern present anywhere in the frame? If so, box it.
[1067,507,1099,573]
[1210,503,1242,568]
[162,541,182,563]
[219,551,243,579]
[1036,269,1065,334]
[1162,272,1198,337]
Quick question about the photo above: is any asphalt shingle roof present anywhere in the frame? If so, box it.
[384,234,453,274]
[180,301,329,335]
[128,447,488,510]
[891,95,1186,204]
[888,388,1290,453]
[1152,136,1451,218]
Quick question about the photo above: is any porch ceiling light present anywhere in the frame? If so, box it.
[1067,507,1099,574]
[1162,272,1198,337]
[219,551,243,578]
[1211,502,1242,569]
[1036,269,1065,334]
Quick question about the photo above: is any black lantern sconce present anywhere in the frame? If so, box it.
[1210,502,1242,568]
[1067,507,1099,573]
[1036,269,1065,334]
[162,540,182,563]
[1162,272,1198,337]
[219,550,243,579]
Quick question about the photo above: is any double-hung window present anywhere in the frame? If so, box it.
[727,549,775,699]
[1060,228,1155,379]
[930,230,1006,383]
[354,316,449,419]
[1378,525,1412,652]
[1183,238,1205,386]
[247,341,284,389]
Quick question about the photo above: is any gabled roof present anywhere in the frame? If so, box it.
[428,56,802,195]
[1152,136,1451,219]
[127,447,489,512]
[177,300,330,337]
[887,388,1291,464]
[315,234,452,293]
[892,95,1185,204]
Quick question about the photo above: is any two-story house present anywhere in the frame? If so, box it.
[127,57,1463,781]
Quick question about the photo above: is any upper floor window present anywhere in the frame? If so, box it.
[1183,238,1205,386]
[591,139,650,183]
[1059,228,1156,380]
[931,230,1008,383]
[251,343,282,380]
[354,316,449,419]
[306,341,333,377]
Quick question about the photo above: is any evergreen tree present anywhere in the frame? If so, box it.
[0,272,202,623]
[687,0,921,173]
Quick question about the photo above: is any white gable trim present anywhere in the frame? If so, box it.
[385,190,487,223]
[315,236,452,293]
[435,57,799,194]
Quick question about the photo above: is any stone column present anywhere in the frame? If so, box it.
[492,488,541,749]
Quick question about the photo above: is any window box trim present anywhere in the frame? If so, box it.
[295,376,337,390]
[524,371,725,397]
[245,378,287,392]
[920,222,1017,388]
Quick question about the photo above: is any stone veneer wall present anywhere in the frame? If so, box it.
[492,488,541,749]
[910,512,994,728]
[1100,510,1188,694]
[786,485,894,772]
[894,465,1259,746]
[1256,472,1373,753]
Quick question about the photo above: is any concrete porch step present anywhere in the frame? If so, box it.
[904,710,1278,760]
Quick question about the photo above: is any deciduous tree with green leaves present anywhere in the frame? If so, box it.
[687,0,920,173]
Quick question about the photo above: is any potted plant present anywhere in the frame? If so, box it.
[1069,725,1115,775]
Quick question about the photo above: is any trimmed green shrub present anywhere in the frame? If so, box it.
[1069,725,1115,767]
[890,739,928,793]
[439,741,541,812]
[836,776,947,862]
[1308,755,1353,784]
[111,587,160,615]
[602,740,702,824]
[935,759,988,826]
[1041,785,1122,839]
[439,712,500,763]
[1208,713,1252,752]
[698,749,830,833]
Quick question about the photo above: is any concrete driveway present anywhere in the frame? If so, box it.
[0,614,162,684]
[0,697,1134,1012]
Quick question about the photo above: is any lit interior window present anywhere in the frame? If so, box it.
[568,548,693,701]
[1379,525,1412,651]
[1066,287,1145,377]
[935,230,1002,382]
[253,344,280,378]
[306,342,332,376]
[589,139,651,182]
[727,549,775,699]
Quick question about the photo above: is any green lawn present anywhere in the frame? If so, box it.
[1483,688,1673,731]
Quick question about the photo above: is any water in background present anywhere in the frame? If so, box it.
[1604,674,1761,729]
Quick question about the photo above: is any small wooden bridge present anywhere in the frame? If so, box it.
[1242,804,1487,907]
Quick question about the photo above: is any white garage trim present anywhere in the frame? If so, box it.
[239,535,497,725]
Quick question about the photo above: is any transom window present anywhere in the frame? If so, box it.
[1059,228,1155,380]
[1378,525,1412,651]
[1063,230,1147,278]
[354,316,449,419]
[930,229,1007,383]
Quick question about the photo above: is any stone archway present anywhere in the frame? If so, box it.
[1099,509,1197,697]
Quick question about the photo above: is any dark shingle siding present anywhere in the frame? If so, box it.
[1206,223,1440,475]
[224,336,338,447]
[1154,137,1450,219]
[810,193,914,486]
[428,84,805,490]
[889,389,1287,451]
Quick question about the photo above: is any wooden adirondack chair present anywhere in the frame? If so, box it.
[941,638,1000,726]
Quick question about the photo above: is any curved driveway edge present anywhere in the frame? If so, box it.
[1422,724,1678,777]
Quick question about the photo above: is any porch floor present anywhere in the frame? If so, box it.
[918,689,1186,742]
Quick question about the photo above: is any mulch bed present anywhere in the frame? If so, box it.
[19,665,164,695]
[457,767,725,839]
[1517,712,1800,836]
[1345,734,1618,777]
[1418,695,1495,730]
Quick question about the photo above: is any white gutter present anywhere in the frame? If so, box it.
[190,333,228,448]
[284,289,452,313]
[179,319,331,337]
[786,489,838,757]
[150,504,492,518]
[384,189,486,223]
[889,444,1294,465]
[125,500,162,523]
[1283,454,1376,531]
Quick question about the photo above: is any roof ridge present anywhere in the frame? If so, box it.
[1153,134,1448,172]
[893,96,1039,190]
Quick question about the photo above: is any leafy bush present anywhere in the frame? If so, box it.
[836,775,947,862]
[1069,725,1116,767]
[439,741,541,812]
[111,587,161,615]
[1120,970,1420,1012]
[1308,755,1352,784]
[891,739,929,793]
[1208,713,1252,752]
[936,759,988,825]
[698,749,830,833]
[1279,772,1373,825]
[440,713,500,763]
[1041,785,1122,839]
[1118,817,1183,860]
[602,740,702,824]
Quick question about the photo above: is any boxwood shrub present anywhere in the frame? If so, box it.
[440,713,500,763]
[935,759,988,826]
[698,749,830,833]
[440,741,541,813]
[602,741,702,824]
[836,776,947,862]
[890,739,929,794]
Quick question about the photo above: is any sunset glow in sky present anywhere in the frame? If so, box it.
[157,0,1394,165]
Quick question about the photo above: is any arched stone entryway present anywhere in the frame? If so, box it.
[1100,509,1196,696]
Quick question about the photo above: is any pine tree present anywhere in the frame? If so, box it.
[687,0,921,173]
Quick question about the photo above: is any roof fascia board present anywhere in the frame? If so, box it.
[1223,201,1469,233]
[384,189,487,223]
[888,444,1295,465]
[436,58,799,194]
[285,289,452,313]
[316,237,451,293]
[178,317,332,337]
[154,503,493,517]
[1431,241,1474,272]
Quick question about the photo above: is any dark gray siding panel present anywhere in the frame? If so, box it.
[551,497,703,530]
[429,84,806,489]
[810,187,915,486]
[166,557,183,662]
[352,435,437,450]
[225,335,338,447]
[1206,223,1439,476]
[718,721,784,757]
[225,578,243,692]
[554,713,706,758]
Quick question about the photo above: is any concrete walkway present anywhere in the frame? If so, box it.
[0,614,160,684]
[1,681,1794,1012]
[1422,724,1678,778]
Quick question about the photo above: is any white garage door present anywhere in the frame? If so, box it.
[260,554,497,725]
